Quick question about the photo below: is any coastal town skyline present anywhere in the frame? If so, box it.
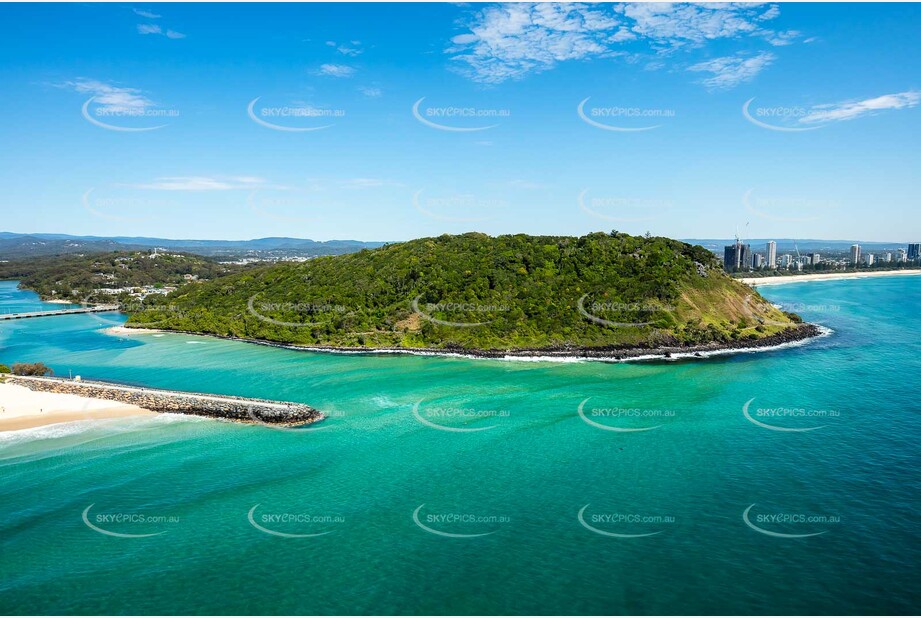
[722,239,921,273]
[1,3,919,243]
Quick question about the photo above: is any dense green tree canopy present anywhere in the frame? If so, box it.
[127,232,799,351]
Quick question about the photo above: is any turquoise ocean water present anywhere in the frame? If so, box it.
[0,278,918,615]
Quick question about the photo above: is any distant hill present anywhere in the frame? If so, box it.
[127,231,810,355]
[0,232,385,260]
[0,235,132,260]
[0,251,246,302]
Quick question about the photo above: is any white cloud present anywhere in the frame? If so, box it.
[57,78,156,114]
[337,45,362,57]
[137,23,185,39]
[451,34,479,45]
[688,51,775,89]
[325,40,363,56]
[127,176,269,191]
[133,8,161,19]
[799,91,921,124]
[448,3,623,83]
[449,2,795,84]
[764,29,801,46]
[319,64,356,78]
[611,26,637,42]
[759,5,781,21]
[359,86,383,98]
[622,3,768,44]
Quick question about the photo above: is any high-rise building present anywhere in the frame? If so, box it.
[723,245,736,271]
[865,253,875,266]
[809,253,821,265]
[780,254,792,268]
[850,244,861,266]
[908,243,921,261]
[754,254,765,269]
[884,252,892,263]
[723,241,752,272]
[898,249,907,262]
[766,241,777,269]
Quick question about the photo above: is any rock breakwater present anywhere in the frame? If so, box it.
[4,376,324,427]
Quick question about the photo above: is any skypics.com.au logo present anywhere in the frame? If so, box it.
[743,188,838,223]
[411,296,510,328]
[412,399,510,433]
[412,504,509,538]
[743,504,840,538]
[247,296,350,329]
[742,398,840,432]
[82,98,178,132]
[82,504,179,538]
[577,295,673,329]
[577,398,675,433]
[247,504,344,538]
[577,190,669,223]
[412,97,510,132]
[578,505,674,538]
[742,294,841,328]
[577,98,674,132]
[412,189,507,223]
[248,97,344,132]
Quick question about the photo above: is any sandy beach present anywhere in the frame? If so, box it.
[740,269,921,287]
[0,381,154,432]
[106,325,163,335]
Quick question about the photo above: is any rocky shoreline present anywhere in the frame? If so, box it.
[119,323,823,362]
[4,376,324,427]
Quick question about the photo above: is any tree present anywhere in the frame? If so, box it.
[11,362,54,376]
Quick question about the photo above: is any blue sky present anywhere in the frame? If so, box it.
[1,2,919,242]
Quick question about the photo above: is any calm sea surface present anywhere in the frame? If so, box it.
[0,278,918,615]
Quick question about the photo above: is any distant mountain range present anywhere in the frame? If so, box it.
[0,232,911,261]
[0,233,386,260]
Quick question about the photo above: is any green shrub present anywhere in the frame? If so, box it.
[11,362,54,376]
